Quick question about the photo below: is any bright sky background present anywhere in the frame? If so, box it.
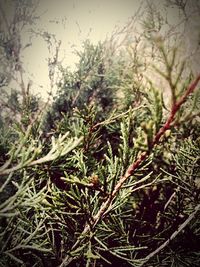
[21,0,142,99]
[19,0,199,100]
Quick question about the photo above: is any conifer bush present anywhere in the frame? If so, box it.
[0,35,200,267]
[0,1,200,266]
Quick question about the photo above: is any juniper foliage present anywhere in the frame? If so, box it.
[0,1,200,266]
[0,35,200,267]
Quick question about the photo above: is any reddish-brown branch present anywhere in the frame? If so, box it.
[80,74,200,233]
[88,74,200,227]
[153,73,200,145]
[60,74,200,267]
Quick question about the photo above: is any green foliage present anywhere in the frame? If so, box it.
[1,5,200,267]
[43,41,118,133]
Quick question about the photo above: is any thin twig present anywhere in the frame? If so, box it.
[140,203,200,266]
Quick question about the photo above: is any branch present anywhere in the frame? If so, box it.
[0,130,83,176]
[60,74,200,267]
[152,73,200,145]
[140,203,200,266]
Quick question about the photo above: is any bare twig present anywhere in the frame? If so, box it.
[140,203,200,266]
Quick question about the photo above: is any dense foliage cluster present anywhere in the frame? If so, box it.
[0,1,200,267]
[0,38,200,267]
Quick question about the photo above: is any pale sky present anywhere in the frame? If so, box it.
[17,0,199,100]
[21,0,143,99]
